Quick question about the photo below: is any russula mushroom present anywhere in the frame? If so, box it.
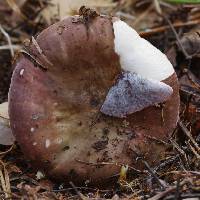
[8,8,179,184]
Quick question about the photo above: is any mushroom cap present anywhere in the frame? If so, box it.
[8,15,179,184]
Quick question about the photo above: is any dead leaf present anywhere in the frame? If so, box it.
[179,30,200,57]
[112,194,120,200]
[0,102,9,119]
[165,46,177,67]
[15,0,27,7]
[0,119,15,146]
[0,161,11,199]
[6,0,28,21]
[42,0,116,23]
[38,179,54,191]
[7,164,22,174]
[0,102,15,145]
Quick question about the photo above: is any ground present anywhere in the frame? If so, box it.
[0,0,200,199]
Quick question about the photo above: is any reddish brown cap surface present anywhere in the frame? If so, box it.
[9,15,179,184]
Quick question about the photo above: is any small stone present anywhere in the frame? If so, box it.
[36,171,45,180]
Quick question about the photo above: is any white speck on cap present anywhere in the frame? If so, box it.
[30,127,35,133]
[53,102,58,107]
[45,139,50,148]
[19,69,24,76]
[33,142,37,146]
[113,20,174,81]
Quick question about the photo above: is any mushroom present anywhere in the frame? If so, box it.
[8,8,179,184]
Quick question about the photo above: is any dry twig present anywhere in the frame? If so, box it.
[148,179,190,200]
[0,25,14,57]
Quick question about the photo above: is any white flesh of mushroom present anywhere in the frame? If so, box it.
[113,20,174,81]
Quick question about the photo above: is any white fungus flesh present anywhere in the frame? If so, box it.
[113,20,174,81]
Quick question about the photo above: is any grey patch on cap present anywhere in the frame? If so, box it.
[100,71,173,118]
